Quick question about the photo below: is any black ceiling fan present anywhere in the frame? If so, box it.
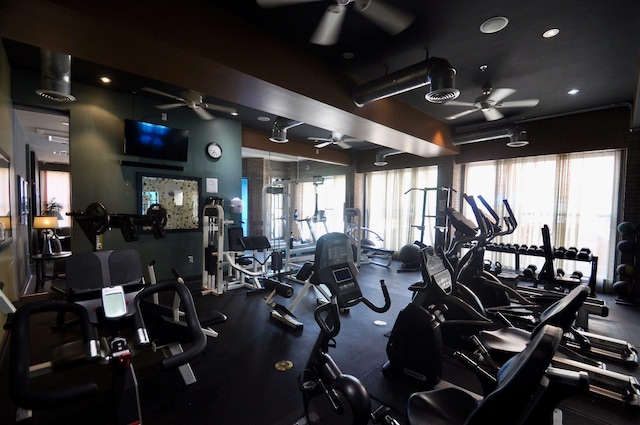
[444,86,539,122]
[256,0,414,46]
[141,87,237,120]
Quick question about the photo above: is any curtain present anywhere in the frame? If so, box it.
[464,150,621,281]
[364,166,439,252]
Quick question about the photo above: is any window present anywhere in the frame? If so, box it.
[364,166,439,252]
[463,150,621,282]
[41,170,71,228]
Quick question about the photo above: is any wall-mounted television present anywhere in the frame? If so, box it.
[124,119,189,162]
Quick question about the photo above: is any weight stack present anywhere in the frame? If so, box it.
[613,221,639,303]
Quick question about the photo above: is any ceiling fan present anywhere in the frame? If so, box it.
[444,86,539,122]
[140,87,237,120]
[256,0,414,46]
[309,131,363,149]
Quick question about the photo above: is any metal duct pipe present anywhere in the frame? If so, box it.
[374,148,403,166]
[352,57,460,107]
[269,117,303,143]
[452,126,516,146]
[36,49,76,102]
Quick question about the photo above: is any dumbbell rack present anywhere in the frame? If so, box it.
[484,244,598,295]
[614,222,639,305]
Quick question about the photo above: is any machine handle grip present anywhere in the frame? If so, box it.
[9,301,99,410]
[133,280,207,369]
[464,194,487,238]
[314,298,341,338]
[361,280,391,313]
[171,267,184,284]
[503,199,517,228]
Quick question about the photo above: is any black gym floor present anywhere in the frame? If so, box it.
[2,262,640,424]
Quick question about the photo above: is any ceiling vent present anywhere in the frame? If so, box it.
[374,148,402,166]
[352,57,460,106]
[452,126,529,147]
[269,117,303,143]
[36,49,76,102]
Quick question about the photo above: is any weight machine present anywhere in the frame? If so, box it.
[344,207,394,267]
[68,202,168,250]
[263,180,316,271]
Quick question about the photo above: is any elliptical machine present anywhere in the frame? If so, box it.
[298,232,397,425]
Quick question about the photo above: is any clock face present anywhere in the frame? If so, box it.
[207,142,222,159]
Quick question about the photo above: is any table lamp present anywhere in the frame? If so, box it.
[33,215,59,256]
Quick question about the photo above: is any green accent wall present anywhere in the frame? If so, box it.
[11,69,242,281]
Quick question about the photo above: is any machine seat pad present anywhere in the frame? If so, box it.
[408,387,478,425]
[480,326,530,356]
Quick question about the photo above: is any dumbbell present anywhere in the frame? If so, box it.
[577,248,592,260]
[522,264,537,279]
[565,247,578,259]
[554,247,566,258]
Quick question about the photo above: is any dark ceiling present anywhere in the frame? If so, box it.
[216,0,640,131]
[3,0,640,158]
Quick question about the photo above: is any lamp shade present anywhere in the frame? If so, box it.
[33,215,59,229]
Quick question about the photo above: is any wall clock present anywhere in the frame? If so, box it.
[206,142,223,159]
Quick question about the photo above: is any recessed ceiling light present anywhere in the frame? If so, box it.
[342,52,354,59]
[480,16,509,34]
[231,111,239,116]
[568,88,580,95]
[257,116,271,122]
[99,76,112,84]
[543,28,560,38]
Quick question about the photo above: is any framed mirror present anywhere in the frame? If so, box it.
[137,173,201,231]
[0,149,11,250]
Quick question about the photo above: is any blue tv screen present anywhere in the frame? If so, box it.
[124,119,189,162]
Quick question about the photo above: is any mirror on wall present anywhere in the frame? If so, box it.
[0,149,12,249]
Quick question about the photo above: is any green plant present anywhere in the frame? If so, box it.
[43,198,63,217]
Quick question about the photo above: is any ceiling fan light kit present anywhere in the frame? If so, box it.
[352,57,459,106]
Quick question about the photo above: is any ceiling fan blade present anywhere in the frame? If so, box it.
[155,103,186,110]
[497,99,540,108]
[342,137,364,143]
[308,137,332,142]
[486,88,515,104]
[443,100,477,108]
[203,103,238,115]
[193,106,215,120]
[314,141,333,148]
[336,141,352,149]
[354,0,414,35]
[482,108,504,121]
[445,109,479,120]
[141,87,185,102]
[310,3,347,45]
[256,0,322,8]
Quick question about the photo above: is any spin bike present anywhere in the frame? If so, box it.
[298,232,397,425]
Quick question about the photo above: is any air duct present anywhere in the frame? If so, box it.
[452,126,529,147]
[269,117,303,143]
[374,148,403,166]
[352,57,460,107]
[36,49,76,102]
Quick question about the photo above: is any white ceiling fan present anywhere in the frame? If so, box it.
[309,131,363,149]
[256,0,414,46]
[444,86,539,122]
[141,87,237,120]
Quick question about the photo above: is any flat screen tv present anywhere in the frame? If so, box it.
[124,119,189,162]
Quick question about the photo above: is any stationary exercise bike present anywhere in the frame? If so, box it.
[298,232,397,425]
[8,249,207,424]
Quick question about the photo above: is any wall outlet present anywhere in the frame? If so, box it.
[187,255,194,263]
